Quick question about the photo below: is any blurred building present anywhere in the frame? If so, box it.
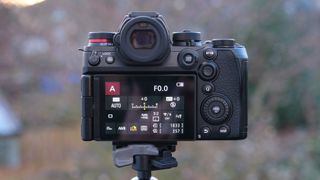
[0,94,22,168]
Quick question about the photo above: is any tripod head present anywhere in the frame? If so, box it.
[112,142,178,180]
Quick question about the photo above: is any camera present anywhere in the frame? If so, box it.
[81,12,248,142]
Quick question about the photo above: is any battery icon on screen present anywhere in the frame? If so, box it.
[176,82,184,87]
[112,97,120,102]
[166,96,173,102]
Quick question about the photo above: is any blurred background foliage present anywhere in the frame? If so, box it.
[0,0,320,179]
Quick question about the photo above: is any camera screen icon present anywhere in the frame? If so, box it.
[140,125,148,132]
[176,82,184,87]
[105,82,120,96]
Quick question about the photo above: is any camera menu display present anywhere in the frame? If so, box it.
[101,75,195,140]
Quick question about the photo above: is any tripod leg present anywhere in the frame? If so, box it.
[133,155,152,180]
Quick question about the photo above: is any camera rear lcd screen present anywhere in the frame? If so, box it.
[99,75,195,141]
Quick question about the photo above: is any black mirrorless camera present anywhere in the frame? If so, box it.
[81,12,248,142]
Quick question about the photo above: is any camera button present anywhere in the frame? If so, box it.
[202,84,213,94]
[200,126,211,136]
[212,105,221,114]
[88,55,100,66]
[203,65,214,77]
[105,56,115,64]
[184,54,194,64]
[178,49,198,69]
[204,48,216,59]
[199,62,218,80]
[218,125,230,136]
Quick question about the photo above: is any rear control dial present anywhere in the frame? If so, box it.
[199,62,218,80]
[201,95,232,125]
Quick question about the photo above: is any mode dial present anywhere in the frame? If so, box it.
[88,32,115,46]
[173,30,201,46]
[212,39,235,48]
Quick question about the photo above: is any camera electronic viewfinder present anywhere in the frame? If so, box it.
[81,12,248,142]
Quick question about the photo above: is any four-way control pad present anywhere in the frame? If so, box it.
[201,95,232,125]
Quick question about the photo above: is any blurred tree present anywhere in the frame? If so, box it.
[245,0,320,130]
